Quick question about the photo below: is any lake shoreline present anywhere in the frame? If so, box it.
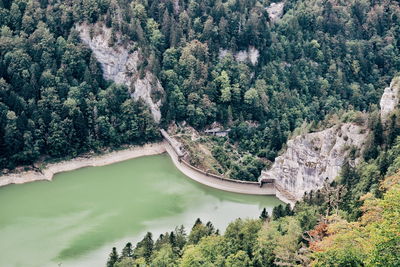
[163,142,295,205]
[0,142,166,188]
[0,141,293,205]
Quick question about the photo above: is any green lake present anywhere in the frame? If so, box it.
[0,154,282,267]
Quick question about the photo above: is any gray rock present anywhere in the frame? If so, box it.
[266,2,285,23]
[380,77,400,123]
[259,77,400,200]
[76,23,164,122]
[260,123,369,200]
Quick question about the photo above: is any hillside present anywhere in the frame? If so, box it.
[1,0,400,266]
[1,0,400,173]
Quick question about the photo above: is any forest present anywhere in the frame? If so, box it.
[0,0,160,170]
[1,0,400,266]
[1,0,400,173]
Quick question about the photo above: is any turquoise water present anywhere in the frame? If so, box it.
[0,154,282,266]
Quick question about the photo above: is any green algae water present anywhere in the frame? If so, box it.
[0,154,282,267]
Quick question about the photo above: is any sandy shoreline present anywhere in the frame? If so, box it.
[0,141,292,204]
[0,142,166,187]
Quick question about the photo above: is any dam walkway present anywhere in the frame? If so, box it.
[160,129,296,204]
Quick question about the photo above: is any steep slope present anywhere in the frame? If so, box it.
[76,23,164,122]
[260,123,369,200]
[380,76,400,123]
[260,77,400,200]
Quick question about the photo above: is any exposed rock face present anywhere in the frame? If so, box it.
[260,123,369,200]
[266,2,285,22]
[380,77,400,122]
[76,23,164,122]
[219,46,259,65]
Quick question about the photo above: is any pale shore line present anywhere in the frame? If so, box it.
[0,141,293,205]
[164,142,294,205]
[164,143,276,195]
[0,142,166,188]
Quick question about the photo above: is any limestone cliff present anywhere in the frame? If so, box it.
[260,77,400,200]
[380,77,400,123]
[76,23,164,122]
[260,123,369,200]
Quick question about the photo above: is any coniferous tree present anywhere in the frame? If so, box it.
[106,247,119,267]
[284,204,294,216]
[272,204,284,220]
[259,208,269,221]
[121,242,133,258]
[133,232,154,263]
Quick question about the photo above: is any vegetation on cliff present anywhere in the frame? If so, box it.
[1,0,400,265]
[0,0,160,170]
[1,0,400,174]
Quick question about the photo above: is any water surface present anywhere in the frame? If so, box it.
[0,154,282,267]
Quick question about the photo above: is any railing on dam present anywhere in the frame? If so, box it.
[159,129,278,189]
[160,129,298,204]
[180,157,261,185]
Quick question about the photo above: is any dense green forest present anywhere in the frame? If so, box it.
[1,0,400,266]
[0,0,160,170]
[1,0,400,172]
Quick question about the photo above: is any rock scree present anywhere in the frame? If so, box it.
[219,47,260,65]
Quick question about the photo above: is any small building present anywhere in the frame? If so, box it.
[204,127,231,137]
[259,170,276,185]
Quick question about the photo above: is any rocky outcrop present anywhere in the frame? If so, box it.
[380,77,400,123]
[259,77,400,200]
[266,2,285,23]
[76,23,164,122]
[259,123,369,200]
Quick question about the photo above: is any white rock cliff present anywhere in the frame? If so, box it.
[76,23,164,122]
[260,123,369,200]
[380,77,400,123]
[260,77,400,200]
